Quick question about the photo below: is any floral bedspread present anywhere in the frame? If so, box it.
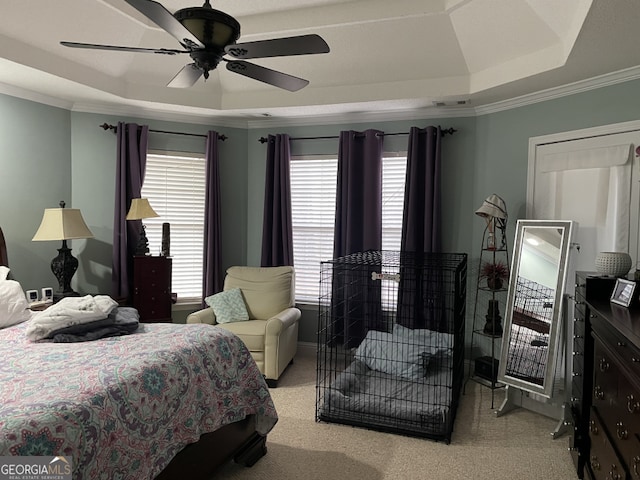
[0,321,278,479]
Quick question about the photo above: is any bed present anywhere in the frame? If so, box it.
[0,226,277,479]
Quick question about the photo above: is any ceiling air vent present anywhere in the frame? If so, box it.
[433,99,470,107]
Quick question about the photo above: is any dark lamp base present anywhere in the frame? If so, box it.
[51,240,81,299]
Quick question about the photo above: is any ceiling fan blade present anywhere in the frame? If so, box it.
[226,60,309,92]
[61,41,187,55]
[124,0,204,49]
[225,34,330,59]
[167,63,203,88]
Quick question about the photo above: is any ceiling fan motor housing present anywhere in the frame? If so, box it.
[174,5,240,72]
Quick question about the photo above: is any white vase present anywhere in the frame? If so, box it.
[595,252,632,277]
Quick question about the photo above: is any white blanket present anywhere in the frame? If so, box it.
[26,295,118,341]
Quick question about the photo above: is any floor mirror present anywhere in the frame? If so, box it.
[496,220,575,434]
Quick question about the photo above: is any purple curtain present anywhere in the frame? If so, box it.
[333,130,384,257]
[401,126,442,253]
[398,126,445,331]
[202,131,222,300]
[332,129,384,347]
[261,134,294,267]
[112,122,149,301]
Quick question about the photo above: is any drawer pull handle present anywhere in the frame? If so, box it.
[572,372,582,377]
[609,464,622,480]
[616,422,628,440]
[594,386,604,400]
[575,301,585,305]
[633,357,640,363]
[573,351,583,356]
[599,358,610,372]
[627,394,640,413]
[590,456,600,471]
[617,341,627,347]
[633,456,640,477]
[589,420,598,434]
[574,335,584,339]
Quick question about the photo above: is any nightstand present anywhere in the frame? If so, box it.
[132,256,172,322]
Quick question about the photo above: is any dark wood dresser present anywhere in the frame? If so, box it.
[133,255,172,322]
[571,272,617,478]
[580,274,640,480]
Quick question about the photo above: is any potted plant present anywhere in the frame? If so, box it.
[480,260,509,290]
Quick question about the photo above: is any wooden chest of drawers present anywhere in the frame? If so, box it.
[588,296,640,479]
[133,255,172,322]
[571,273,616,478]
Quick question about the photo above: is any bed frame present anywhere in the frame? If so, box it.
[0,226,267,479]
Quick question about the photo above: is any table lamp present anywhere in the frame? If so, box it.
[32,200,94,300]
[126,198,159,256]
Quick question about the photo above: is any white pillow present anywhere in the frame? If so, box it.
[0,279,33,328]
[0,266,9,281]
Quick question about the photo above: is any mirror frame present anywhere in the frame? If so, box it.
[497,219,575,398]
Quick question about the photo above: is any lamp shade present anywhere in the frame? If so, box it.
[126,198,159,221]
[32,205,94,241]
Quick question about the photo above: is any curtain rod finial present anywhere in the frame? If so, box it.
[99,123,117,133]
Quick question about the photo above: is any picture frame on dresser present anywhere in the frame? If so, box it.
[610,278,636,307]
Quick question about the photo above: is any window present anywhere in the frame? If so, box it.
[141,151,206,303]
[290,154,407,303]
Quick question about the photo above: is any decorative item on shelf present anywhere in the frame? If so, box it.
[595,251,632,277]
[126,198,159,256]
[480,260,509,290]
[161,222,170,257]
[610,278,636,307]
[32,200,94,301]
[483,299,503,336]
[475,193,508,250]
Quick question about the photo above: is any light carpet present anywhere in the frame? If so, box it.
[214,348,578,480]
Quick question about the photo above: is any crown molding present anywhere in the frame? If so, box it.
[3,65,640,128]
[70,102,250,129]
[0,82,73,110]
[475,65,640,116]
[245,105,477,129]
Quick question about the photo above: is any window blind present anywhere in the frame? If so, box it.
[141,152,206,303]
[290,154,407,303]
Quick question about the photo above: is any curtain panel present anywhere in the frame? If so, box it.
[202,130,223,301]
[398,126,445,331]
[331,129,384,347]
[112,122,149,301]
[261,134,294,267]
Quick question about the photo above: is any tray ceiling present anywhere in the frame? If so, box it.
[0,0,639,123]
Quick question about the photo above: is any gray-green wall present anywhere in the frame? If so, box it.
[2,78,640,340]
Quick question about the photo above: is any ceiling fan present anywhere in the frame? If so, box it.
[61,0,330,92]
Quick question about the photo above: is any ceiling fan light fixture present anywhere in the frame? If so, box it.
[174,7,240,49]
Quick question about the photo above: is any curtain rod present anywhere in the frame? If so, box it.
[257,127,456,144]
[99,123,228,141]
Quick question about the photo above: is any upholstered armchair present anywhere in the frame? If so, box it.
[187,266,301,387]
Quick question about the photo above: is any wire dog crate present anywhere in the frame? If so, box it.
[315,250,467,442]
[504,276,556,383]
